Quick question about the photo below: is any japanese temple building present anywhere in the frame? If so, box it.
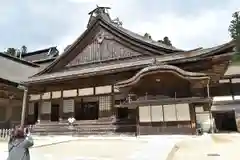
[0,7,238,135]
[0,47,58,128]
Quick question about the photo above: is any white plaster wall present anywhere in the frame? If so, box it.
[78,88,94,96]
[42,92,51,100]
[151,105,163,122]
[52,91,61,99]
[95,85,112,94]
[63,89,77,98]
[176,104,190,121]
[139,106,151,122]
[163,105,177,121]
[29,94,40,101]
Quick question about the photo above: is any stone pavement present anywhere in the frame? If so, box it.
[5,134,240,160]
[167,133,240,160]
[0,135,82,159]
[0,135,189,160]
[0,135,81,152]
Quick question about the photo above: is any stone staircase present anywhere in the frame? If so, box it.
[30,118,136,136]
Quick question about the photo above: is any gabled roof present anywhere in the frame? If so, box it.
[0,53,39,84]
[35,15,183,76]
[22,47,59,63]
[28,7,236,82]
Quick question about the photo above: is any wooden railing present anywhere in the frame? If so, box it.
[0,125,34,140]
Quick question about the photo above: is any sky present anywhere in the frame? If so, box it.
[0,0,239,53]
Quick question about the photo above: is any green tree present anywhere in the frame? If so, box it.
[4,45,27,58]
[229,11,240,51]
[5,48,16,56]
[229,11,240,63]
[21,45,27,54]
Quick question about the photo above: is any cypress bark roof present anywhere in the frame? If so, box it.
[0,53,39,84]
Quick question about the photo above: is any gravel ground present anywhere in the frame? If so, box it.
[0,135,188,160]
[167,133,240,160]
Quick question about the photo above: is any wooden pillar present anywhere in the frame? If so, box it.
[189,103,196,134]
[136,106,139,136]
[37,95,42,123]
[21,87,28,127]
[25,99,29,124]
[6,99,13,128]
[111,85,116,116]
[59,90,63,121]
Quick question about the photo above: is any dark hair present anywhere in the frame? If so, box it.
[13,127,25,139]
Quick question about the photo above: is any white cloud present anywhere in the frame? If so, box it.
[129,9,232,49]
[1,0,238,52]
[57,0,237,52]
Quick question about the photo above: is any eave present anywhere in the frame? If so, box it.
[23,51,233,85]
[0,52,39,68]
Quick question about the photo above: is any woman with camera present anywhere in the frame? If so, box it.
[7,126,34,160]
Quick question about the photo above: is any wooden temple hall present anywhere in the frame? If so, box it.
[1,7,237,135]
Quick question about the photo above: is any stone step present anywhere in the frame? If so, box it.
[32,131,118,136]
[32,128,117,135]
[32,124,117,132]
[35,120,114,127]
[30,118,137,136]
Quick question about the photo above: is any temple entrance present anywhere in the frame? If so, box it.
[51,104,59,121]
[213,111,237,132]
[33,102,39,123]
[82,102,99,120]
[74,102,82,120]
[117,108,129,119]
[75,102,99,120]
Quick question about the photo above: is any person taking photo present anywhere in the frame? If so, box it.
[7,126,34,160]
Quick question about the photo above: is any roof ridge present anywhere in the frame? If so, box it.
[0,52,39,67]
[22,46,57,57]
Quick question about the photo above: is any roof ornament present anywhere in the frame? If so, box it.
[112,17,123,27]
[87,5,111,28]
[88,5,111,17]
[96,32,105,44]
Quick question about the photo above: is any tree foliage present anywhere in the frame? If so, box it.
[21,45,27,54]
[5,48,16,56]
[229,11,240,63]
[229,11,240,51]
[4,45,27,58]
